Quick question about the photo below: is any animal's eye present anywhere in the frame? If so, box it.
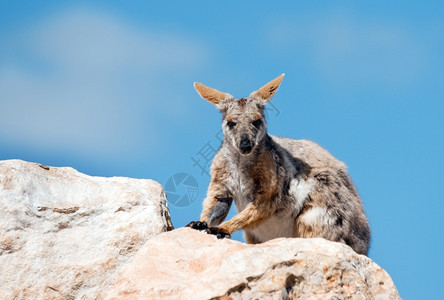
[226,121,236,129]
[252,119,262,128]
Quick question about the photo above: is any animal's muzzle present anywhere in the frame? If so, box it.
[239,134,253,154]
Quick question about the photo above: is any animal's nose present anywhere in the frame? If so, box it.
[239,134,253,154]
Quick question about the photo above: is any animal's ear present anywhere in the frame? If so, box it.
[194,82,233,108]
[250,73,285,103]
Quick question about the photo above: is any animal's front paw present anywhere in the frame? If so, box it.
[186,221,209,231]
[186,222,230,239]
[208,227,231,239]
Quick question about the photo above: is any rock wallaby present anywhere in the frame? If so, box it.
[187,74,370,255]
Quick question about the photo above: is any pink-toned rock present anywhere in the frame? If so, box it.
[0,159,172,300]
[105,228,400,300]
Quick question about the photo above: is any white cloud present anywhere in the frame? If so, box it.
[267,12,427,89]
[0,8,207,158]
[30,9,204,76]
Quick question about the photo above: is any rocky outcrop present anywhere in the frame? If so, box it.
[0,160,172,299]
[0,159,400,300]
[105,228,400,300]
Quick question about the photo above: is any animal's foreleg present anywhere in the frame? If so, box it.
[200,181,232,227]
[201,196,232,227]
[217,198,274,235]
[187,189,232,239]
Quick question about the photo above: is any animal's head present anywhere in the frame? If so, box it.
[194,74,284,156]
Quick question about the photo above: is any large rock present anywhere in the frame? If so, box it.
[105,228,400,300]
[0,159,172,299]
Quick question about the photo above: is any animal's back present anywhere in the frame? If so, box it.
[271,135,346,171]
[271,135,370,255]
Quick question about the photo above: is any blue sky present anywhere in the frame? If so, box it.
[1,1,443,298]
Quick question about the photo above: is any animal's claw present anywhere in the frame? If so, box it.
[186,221,231,239]
[208,227,231,239]
[186,221,209,231]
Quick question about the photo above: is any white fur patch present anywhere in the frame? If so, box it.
[227,168,253,212]
[300,207,334,226]
[288,178,315,212]
[247,210,295,242]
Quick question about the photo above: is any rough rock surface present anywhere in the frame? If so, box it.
[105,228,400,300]
[0,159,172,300]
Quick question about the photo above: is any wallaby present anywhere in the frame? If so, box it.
[187,74,370,255]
